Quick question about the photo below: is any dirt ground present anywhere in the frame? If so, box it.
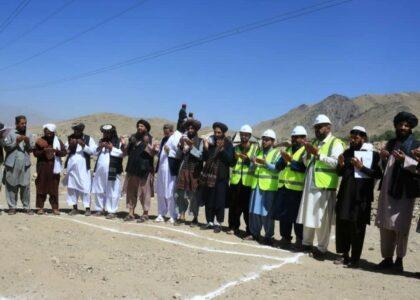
[0,185,419,300]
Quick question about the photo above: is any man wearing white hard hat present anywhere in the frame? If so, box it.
[248,129,280,244]
[297,114,344,259]
[33,124,67,215]
[334,126,382,268]
[228,124,258,237]
[271,126,307,249]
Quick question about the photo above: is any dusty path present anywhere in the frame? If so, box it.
[0,192,419,299]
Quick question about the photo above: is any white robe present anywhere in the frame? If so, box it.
[297,133,344,228]
[63,138,96,194]
[92,146,123,213]
[156,131,182,218]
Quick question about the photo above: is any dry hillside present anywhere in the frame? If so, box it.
[254,92,420,140]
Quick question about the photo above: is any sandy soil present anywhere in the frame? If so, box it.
[0,186,419,300]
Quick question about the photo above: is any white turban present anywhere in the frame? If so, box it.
[43,123,57,132]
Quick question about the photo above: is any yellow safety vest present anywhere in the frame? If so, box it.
[230,143,258,187]
[313,135,342,190]
[278,146,306,191]
[252,148,280,191]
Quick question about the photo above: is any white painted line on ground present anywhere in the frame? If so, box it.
[188,253,304,300]
[93,215,288,253]
[51,216,288,262]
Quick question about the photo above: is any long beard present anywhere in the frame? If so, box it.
[45,135,54,145]
[17,127,26,135]
[187,132,196,139]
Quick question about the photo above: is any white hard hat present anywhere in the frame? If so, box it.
[239,124,252,134]
[351,126,367,134]
[313,114,331,126]
[262,129,276,140]
[291,125,307,136]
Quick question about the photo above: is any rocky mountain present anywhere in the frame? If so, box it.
[253,92,420,140]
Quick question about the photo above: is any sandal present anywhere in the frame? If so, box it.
[124,214,135,222]
[137,215,149,223]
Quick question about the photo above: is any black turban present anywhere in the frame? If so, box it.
[71,122,85,131]
[0,122,4,130]
[393,111,418,129]
[212,122,228,133]
[184,119,201,131]
[137,119,151,132]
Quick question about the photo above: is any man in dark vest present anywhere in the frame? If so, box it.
[91,124,124,219]
[375,111,419,273]
[63,123,97,216]
[123,119,156,222]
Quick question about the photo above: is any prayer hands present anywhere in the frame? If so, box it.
[338,154,345,167]
[253,157,266,165]
[379,149,390,161]
[350,157,363,170]
[304,142,318,157]
[216,138,224,150]
[280,151,292,163]
[412,148,420,162]
[392,149,405,162]
[203,139,209,150]
[44,147,55,160]
[77,139,85,147]
[238,153,249,161]
[163,144,170,154]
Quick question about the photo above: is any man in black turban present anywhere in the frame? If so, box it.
[136,119,151,133]
[212,122,228,134]
[375,111,420,273]
[393,111,418,129]
[201,121,233,233]
[184,119,201,131]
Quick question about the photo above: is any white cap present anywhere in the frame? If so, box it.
[291,125,307,136]
[351,126,366,134]
[239,124,252,134]
[262,129,276,140]
[313,114,331,126]
[43,123,56,132]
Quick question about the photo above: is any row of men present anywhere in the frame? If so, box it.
[0,111,419,273]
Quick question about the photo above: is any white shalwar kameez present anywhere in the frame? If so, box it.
[64,138,96,208]
[156,131,182,219]
[297,133,344,253]
[92,147,123,213]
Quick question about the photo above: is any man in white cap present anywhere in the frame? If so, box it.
[335,126,382,268]
[63,122,97,216]
[248,129,280,244]
[227,124,258,237]
[297,114,344,259]
[271,126,307,249]
[33,124,67,215]
[91,125,124,219]
[3,115,35,215]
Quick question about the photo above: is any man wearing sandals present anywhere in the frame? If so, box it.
[124,119,156,222]
[33,124,67,215]
[92,125,125,219]
[3,115,35,215]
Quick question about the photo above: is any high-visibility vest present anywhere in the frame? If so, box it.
[251,148,280,191]
[278,146,306,191]
[313,135,342,190]
[230,143,258,187]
